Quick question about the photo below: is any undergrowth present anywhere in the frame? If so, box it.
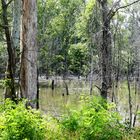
[0,97,139,140]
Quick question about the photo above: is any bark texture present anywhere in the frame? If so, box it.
[1,0,16,100]
[12,0,22,98]
[99,0,112,99]
[20,0,37,108]
[12,0,22,48]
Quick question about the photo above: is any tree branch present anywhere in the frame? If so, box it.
[108,0,140,20]
[116,0,140,11]
[6,0,13,7]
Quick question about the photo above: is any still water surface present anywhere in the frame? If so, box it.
[0,79,140,123]
[39,80,140,124]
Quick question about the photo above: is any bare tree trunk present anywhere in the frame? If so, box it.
[133,105,139,127]
[1,0,16,101]
[36,69,39,109]
[127,60,132,129]
[12,0,22,98]
[99,0,112,99]
[90,49,93,95]
[12,0,22,49]
[64,80,69,96]
[20,0,38,108]
[51,79,55,90]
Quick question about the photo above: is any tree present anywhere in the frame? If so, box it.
[97,0,140,99]
[68,43,89,76]
[38,0,84,77]
[12,0,21,49]
[97,0,112,99]
[20,0,38,108]
[1,0,16,100]
[11,0,22,99]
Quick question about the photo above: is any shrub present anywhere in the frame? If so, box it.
[61,96,124,140]
[0,99,46,140]
[0,97,139,140]
[45,116,64,140]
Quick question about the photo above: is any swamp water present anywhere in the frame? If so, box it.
[39,79,140,125]
[0,78,140,124]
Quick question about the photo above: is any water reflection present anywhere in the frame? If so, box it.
[39,87,82,116]
[39,80,140,125]
[0,80,139,124]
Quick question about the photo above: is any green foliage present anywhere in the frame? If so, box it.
[37,0,85,76]
[44,116,65,140]
[75,0,99,41]
[68,43,90,75]
[61,97,124,140]
[2,78,12,88]
[51,55,65,75]
[131,127,140,139]
[123,127,140,140]
[0,99,47,140]
[0,97,139,140]
[0,44,7,76]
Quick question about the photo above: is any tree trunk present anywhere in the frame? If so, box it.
[12,0,22,49]
[127,60,132,129]
[12,0,22,98]
[20,0,38,108]
[1,0,16,101]
[36,69,39,109]
[90,48,93,95]
[99,0,112,99]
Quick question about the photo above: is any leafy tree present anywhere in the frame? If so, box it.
[68,43,90,76]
